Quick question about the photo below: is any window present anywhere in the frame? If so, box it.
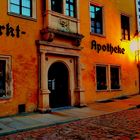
[10,0,32,17]
[9,0,36,18]
[111,66,120,89]
[121,15,130,40]
[90,4,103,34]
[51,0,63,13]
[96,65,121,91]
[0,56,12,98]
[50,0,77,18]
[96,66,107,90]
[66,0,76,17]
[0,60,6,97]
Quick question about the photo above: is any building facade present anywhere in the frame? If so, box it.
[0,0,138,117]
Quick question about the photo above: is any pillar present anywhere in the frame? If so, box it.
[74,56,86,107]
[38,49,51,113]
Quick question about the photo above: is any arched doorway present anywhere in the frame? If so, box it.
[48,62,70,108]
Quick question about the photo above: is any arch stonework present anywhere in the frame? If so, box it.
[37,42,85,113]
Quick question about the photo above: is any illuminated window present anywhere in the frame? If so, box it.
[121,15,130,40]
[111,66,120,90]
[51,0,77,18]
[90,4,103,34]
[96,66,107,90]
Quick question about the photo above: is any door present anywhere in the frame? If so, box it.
[48,62,70,108]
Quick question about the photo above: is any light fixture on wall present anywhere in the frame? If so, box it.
[130,30,140,94]
[130,30,140,62]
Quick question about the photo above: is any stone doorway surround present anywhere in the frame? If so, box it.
[36,40,85,113]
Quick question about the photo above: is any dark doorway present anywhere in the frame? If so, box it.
[48,62,70,108]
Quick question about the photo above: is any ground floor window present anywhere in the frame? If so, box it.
[111,66,120,89]
[96,65,121,91]
[0,56,12,98]
[96,66,107,90]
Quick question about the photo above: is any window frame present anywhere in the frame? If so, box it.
[95,64,121,91]
[121,14,130,40]
[0,55,13,99]
[50,0,77,18]
[96,65,108,91]
[66,0,76,18]
[90,4,103,35]
[110,66,121,90]
[8,0,36,19]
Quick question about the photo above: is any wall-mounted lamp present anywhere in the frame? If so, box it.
[130,30,140,62]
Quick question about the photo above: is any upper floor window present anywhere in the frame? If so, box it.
[90,4,103,34]
[8,0,36,19]
[10,0,32,17]
[66,0,76,17]
[121,15,130,40]
[51,0,76,18]
[51,0,63,13]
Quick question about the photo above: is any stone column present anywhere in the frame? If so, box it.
[38,49,51,113]
[74,56,86,107]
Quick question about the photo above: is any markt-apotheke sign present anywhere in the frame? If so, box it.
[0,23,26,38]
[91,40,125,54]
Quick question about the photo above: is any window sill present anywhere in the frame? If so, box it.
[7,12,37,22]
[96,88,122,92]
[96,89,110,92]
[90,32,106,38]
[0,96,12,100]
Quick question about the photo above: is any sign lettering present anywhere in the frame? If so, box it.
[91,40,125,54]
[0,23,26,38]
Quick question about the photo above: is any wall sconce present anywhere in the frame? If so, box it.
[130,30,140,63]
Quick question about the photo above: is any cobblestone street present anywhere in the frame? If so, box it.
[0,108,140,140]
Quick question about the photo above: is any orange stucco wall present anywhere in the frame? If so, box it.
[80,0,139,103]
[0,1,43,116]
[0,0,138,117]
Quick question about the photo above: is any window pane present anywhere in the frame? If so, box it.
[0,60,6,97]
[111,67,120,89]
[66,9,69,16]
[96,66,107,90]
[70,5,74,11]
[121,15,130,40]
[22,0,31,8]
[10,0,20,5]
[51,0,63,13]
[90,6,94,12]
[10,4,20,14]
[70,0,74,3]
[90,4,102,34]
[66,3,69,10]
[22,8,31,16]
[90,13,95,18]
[97,28,101,34]
[70,11,74,17]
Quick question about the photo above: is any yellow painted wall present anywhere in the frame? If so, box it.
[0,1,43,116]
[80,0,139,102]
[0,0,138,116]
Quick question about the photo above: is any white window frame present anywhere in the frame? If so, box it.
[8,0,37,19]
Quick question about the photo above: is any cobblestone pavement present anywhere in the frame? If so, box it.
[1,108,140,140]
